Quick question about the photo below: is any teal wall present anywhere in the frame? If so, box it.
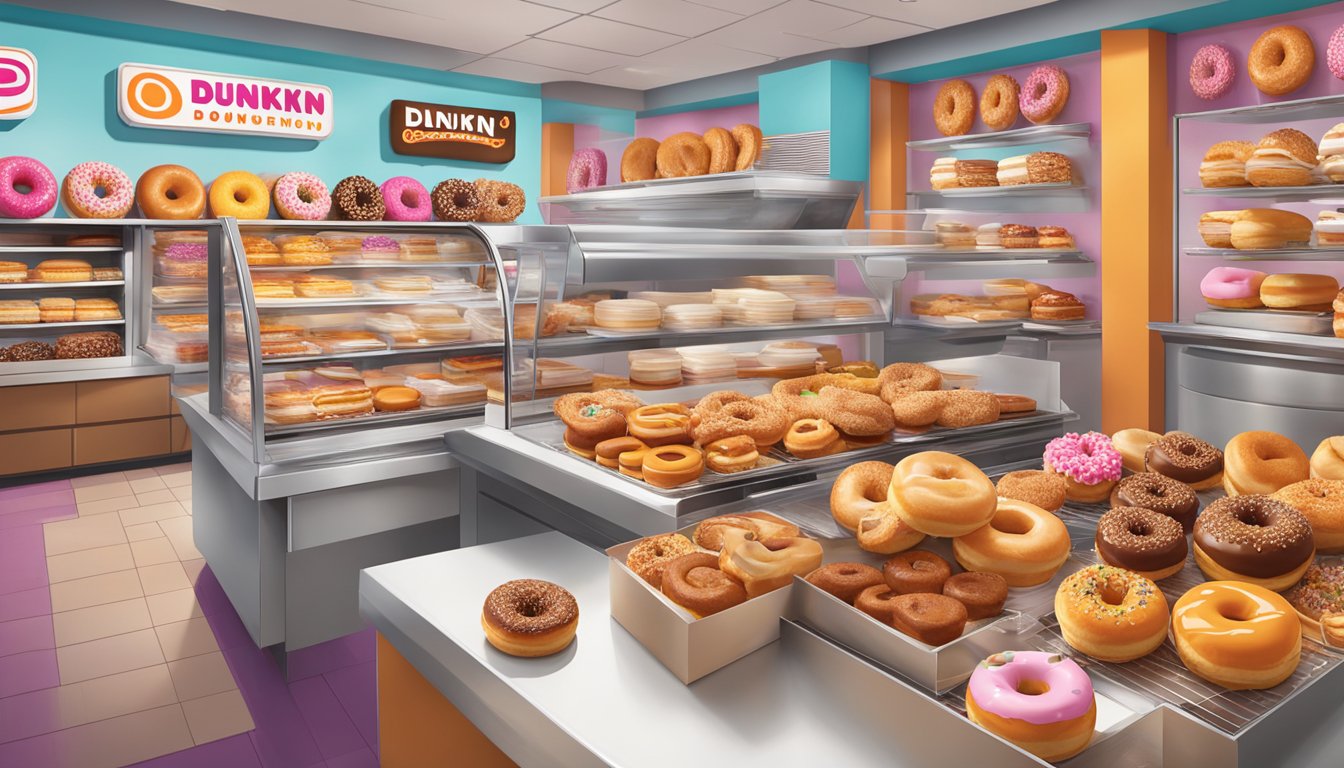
[759,59,869,182]
[0,3,546,221]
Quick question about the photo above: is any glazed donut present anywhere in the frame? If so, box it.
[854,584,903,624]
[1112,428,1163,474]
[889,451,996,537]
[641,445,704,488]
[704,435,759,474]
[783,418,845,459]
[62,161,134,218]
[702,127,738,175]
[566,147,607,193]
[660,553,747,618]
[1094,507,1188,580]
[331,175,385,221]
[553,391,632,446]
[995,470,1066,513]
[691,393,789,448]
[1110,472,1199,533]
[1311,436,1344,480]
[717,528,822,598]
[628,403,693,447]
[1019,65,1070,125]
[426,178,478,222]
[273,172,331,220]
[943,572,1008,620]
[1172,581,1301,689]
[882,550,951,595]
[595,436,646,470]
[693,511,799,552]
[805,562,884,604]
[890,593,968,646]
[209,171,270,219]
[1331,24,1344,80]
[952,498,1071,587]
[877,363,942,403]
[1190,44,1236,100]
[1248,25,1315,96]
[889,390,944,429]
[1273,478,1344,553]
[562,429,599,460]
[135,165,204,219]
[1194,495,1314,591]
[624,533,697,588]
[1145,432,1224,490]
[979,74,1020,131]
[1223,430,1308,496]
[481,579,578,658]
[966,651,1095,762]
[1282,563,1344,648]
[619,444,649,480]
[380,176,431,221]
[1043,432,1123,503]
[856,507,926,555]
[933,79,975,136]
[0,157,57,218]
[731,124,763,171]
[830,461,894,533]
[936,390,1000,429]
[655,132,711,178]
[1054,565,1169,663]
[620,137,659,183]
[474,179,526,222]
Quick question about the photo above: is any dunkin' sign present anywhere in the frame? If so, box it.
[117,63,332,140]
[389,99,516,163]
[0,46,36,119]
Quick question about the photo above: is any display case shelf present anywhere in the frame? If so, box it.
[1184,246,1344,261]
[0,280,124,290]
[251,296,488,309]
[0,245,122,253]
[1181,185,1344,200]
[1176,91,1344,124]
[243,341,503,367]
[1151,321,1344,359]
[909,186,1090,213]
[246,262,492,271]
[536,319,890,355]
[262,401,483,437]
[0,319,125,331]
[906,122,1091,152]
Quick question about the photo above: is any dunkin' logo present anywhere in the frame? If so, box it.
[389,99,516,163]
[117,63,332,140]
[0,47,36,119]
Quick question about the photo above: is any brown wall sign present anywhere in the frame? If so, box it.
[389,99,516,163]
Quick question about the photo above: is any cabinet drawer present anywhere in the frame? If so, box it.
[170,416,191,453]
[0,383,76,432]
[76,377,170,424]
[0,429,72,475]
[74,419,170,465]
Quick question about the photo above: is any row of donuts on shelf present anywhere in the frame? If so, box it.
[1199,267,1344,337]
[0,157,524,222]
[1188,24,1344,101]
[913,279,1085,322]
[565,123,763,192]
[932,65,1070,137]
[0,331,122,362]
[1199,127,1344,189]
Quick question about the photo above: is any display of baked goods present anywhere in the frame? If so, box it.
[1196,207,1315,250]
[928,221,1075,251]
[928,151,1074,191]
[1198,266,1338,317]
[595,124,763,187]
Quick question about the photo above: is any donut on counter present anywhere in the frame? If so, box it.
[1223,430,1309,496]
[566,147,608,193]
[620,137,659,182]
[965,651,1096,762]
[1200,267,1267,308]
[62,161,134,218]
[888,451,996,537]
[1019,65,1069,125]
[1272,478,1344,554]
[1172,581,1301,689]
[272,172,331,220]
[933,79,975,136]
[1283,563,1344,648]
[1248,25,1315,96]
[208,171,270,219]
[481,579,578,658]
[953,498,1071,587]
[1110,472,1200,534]
[1055,565,1169,662]
[474,179,526,222]
[1145,432,1223,490]
[1311,436,1344,480]
[1111,428,1162,474]
[995,469,1066,513]
[979,74,1020,131]
[1190,44,1236,100]
[1094,506,1188,580]
[380,176,432,221]
[331,175,385,221]
[431,179,479,222]
[0,156,57,218]
[1043,432,1122,503]
[1193,495,1314,591]
[135,165,204,219]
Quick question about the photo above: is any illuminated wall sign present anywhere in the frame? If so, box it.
[0,47,37,119]
[389,99,515,163]
[117,63,332,140]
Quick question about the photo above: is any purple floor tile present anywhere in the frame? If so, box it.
[290,676,367,760]
[222,644,324,768]
[0,615,54,657]
[324,661,377,753]
[287,635,363,682]
[339,627,375,665]
[0,504,77,531]
[0,587,50,624]
[0,686,63,746]
[0,525,47,596]
[126,734,262,768]
[0,488,75,515]
[0,649,58,698]
[0,728,62,768]
[0,480,70,501]
[326,747,379,768]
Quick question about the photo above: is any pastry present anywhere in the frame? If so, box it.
[0,261,26,283]
[1198,210,1238,248]
[1245,128,1318,187]
[1094,507,1188,580]
[53,331,122,359]
[1036,226,1074,249]
[1200,266,1267,308]
[1199,140,1254,187]
[0,299,39,324]
[888,451,995,537]
[717,528,822,598]
[966,651,1095,762]
[73,298,121,321]
[930,157,958,190]
[953,498,1071,587]
[1311,436,1344,480]
[625,533,697,588]
[1026,151,1072,183]
[481,579,578,658]
[805,563,885,604]
[1282,564,1344,647]
[1273,478,1344,554]
[1044,431,1122,502]
[372,386,421,412]
[1111,472,1200,533]
[660,554,747,618]
[1260,273,1338,310]
[293,275,355,298]
[1055,565,1169,661]
[935,221,976,248]
[933,79,975,136]
[979,74,1020,130]
[1146,432,1223,490]
[594,299,660,331]
[881,550,951,595]
[655,132,710,178]
[998,224,1037,248]
[38,297,75,323]
[1190,43,1235,100]
[620,137,659,183]
[1319,124,1344,183]
[1223,430,1309,496]
[1231,208,1313,250]
[954,159,998,188]
[1020,65,1070,124]
[1030,290,1084,320]
[35,259,93,282]
[1317,210,1344,246]
[277,235,332,266]
[994,469,1066,513]
[1248,25,1315,96]
[1193,496,1314,591]
[996,155,1029,186]
[1172,581,1301,689]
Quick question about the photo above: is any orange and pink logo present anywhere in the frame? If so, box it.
[0,47,36,119]
[118,63,332,140]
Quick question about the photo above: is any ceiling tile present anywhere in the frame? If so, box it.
[594,0,743,38]
[354,0,576,36]
[638,39,775,71]
[806,15,926,47]
[525,0,616,11]
[454,57,585,83]
[537,15,685,56]
[493,38,632,74]
[685,0,785,13]
[584,66,678,90]
[815,0,1055,29]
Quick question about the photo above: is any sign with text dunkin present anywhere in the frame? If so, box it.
[117,63,332,140]
[389,99,515,163]
[0,47,37,119]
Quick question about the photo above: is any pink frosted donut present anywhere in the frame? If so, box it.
[1190,44,1236,100]
[272,172,331,220]
[380,176,431,222]
[566,148,607,193]
[966,651,1095,762]
[1019,65,1070,125]
[61,161,134,219]
[1200,266,1267,308]
[0,156,57,218]
[1329,25,1344,80]
[1044,431,1122,486]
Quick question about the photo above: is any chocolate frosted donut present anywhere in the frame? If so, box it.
[1095,506,1188,580]
[1110,472,1200,533]
[1194,495,1314,590]
[1146,432,1224,489]
[331,175,385,221]
[431,179,479,222]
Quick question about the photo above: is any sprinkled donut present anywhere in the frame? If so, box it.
[1248,25,1315,96]
[272,172,331,220]
[1020,65,1070,125]
[431,179,479,222]
[380,176,431,222]
[1330,25,1344,80]
[61,161,134,219]
[566,148,607,193]
[1044,431,1122,503]
[0,156,57,218]
[1055,565,1170,662]
[474,179,525,222]
[1190,44,1236,100]
[481,579,579,658]
[933,79,975,136]
[331,175,385,221]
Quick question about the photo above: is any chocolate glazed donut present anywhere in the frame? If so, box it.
[1194,496,1313,579]
[1146,433,1223,487]
[1095,507,1188,579]
[1111,472,1200,533]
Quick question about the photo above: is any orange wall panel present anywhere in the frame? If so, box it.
[541,123,575,199]
[868,78,909,232]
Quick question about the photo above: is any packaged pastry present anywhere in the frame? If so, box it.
[293,275,355,298]
[153,285,207,304]
[833,297,882,318]
[435,235,484,262]
[935,221,975,249]
[275,235,332,266]
[309,330,387,353]
[317,234,362,262]
[1318,211,1344,246]
[92,266,124,281]
[975,223,1002,249]
[445,354,502,374]
[661,303,722,330]
[252,276,297,299]
[757,341,821,370]
[628,350,683,387]
[242,236,281,266]
[359,235,401,263]
[405,374,486,406]
[38,297,75,323]
[743,275,836,297]
[400,237,441,262]
[628,291,713,307]
[372,275,434,296]
[736,290,795,325]
[405,305,471,343]
[144,322,208,364]
[678,345,736,383]
[35,259,93,282]
[0,261,27,283]
[0,299,39,324]
[549,299,597,329]
[360,369,407,390]
[263,367,373,424]
[74,298,121,322]
[594,299,661,331]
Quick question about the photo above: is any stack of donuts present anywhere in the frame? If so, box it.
[932,65,1069,137]
[561,123,764,192]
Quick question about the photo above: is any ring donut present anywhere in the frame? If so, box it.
[62,161,134,219]
[830,461,894,533]
[805,563,884,604]
[431,179,479,222]
[0,156,57,218]
[703,127,738,175]
[331,176,385,221]
[979,74,1020,131]
[1190,43,1236,100]
[209,171,271,219]
[690,392,789,448]
[641,444,704,488]
[135,165,205,219]
[1020,65,1070,125]
[878,362,942,402]
[656,132,711,178]
[1330,24,1344,80]
[481,579,578,658]
[661,553,747,617]
[731,124,763,171]
[474,179,525,222]
[272,172,331,220]
[380,176,431,222]
[933,79,975,136]
[1249,25,1315,96]
[621,137,659,182]
[566,147,608,192]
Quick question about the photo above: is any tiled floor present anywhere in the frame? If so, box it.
[0,465,380,768]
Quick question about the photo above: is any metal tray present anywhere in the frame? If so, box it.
[1194,308,1333,336]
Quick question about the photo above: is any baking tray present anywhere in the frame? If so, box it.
[1195,308,1333,336]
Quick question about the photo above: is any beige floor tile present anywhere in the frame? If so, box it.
[146,588,204,626]
[155,462,191,476]
[182,499,193,515]
[181,689,253,745]
[134,489,176,506]
[60,665,180,728]
[138,562,191,596]
[160,471,192,488]
[48,544,135,584]
[157,516,201,562]
[49,569,144,613]
[69,471,127,489]
[167,651,236,702]
[53,597,153,647]
[131,537,180,568]
[121,467,163,482]
[180,558,206,585]
[169,485,193,502]
[57,628,166,685]
[77,495,140,517]
[44,513,128,556]
[154,616,219,662]
[124,522,164,542]
[53,703,194,768]
[73,481,136,503]
[119,501,187,527]
[128,476,168,494]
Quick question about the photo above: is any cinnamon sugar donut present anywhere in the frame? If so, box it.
[979,74,1020,131]
[703,127,738,174]
[1249,25,1315,96]
[473,179,525,222]
[943,572,1008,620]
[933,79,976,136]
[889,391,945,428]
[996,470,1067,513]
[691,391,789,448]
[816,387,895,440]
[660,553,747,618]
[805,562,884,604]
[731,124,764,171]
[878,363,942,402]
[620,137,659,182]
[655,132,711,178]
[936,390,1000,428]
[883,550,952,595]
[554,390,642,445]
[625,533,697,588]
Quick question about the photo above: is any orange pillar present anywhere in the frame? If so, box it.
[541,123,575,198]
[867,78,909,232]
[1100,29,1172,433]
